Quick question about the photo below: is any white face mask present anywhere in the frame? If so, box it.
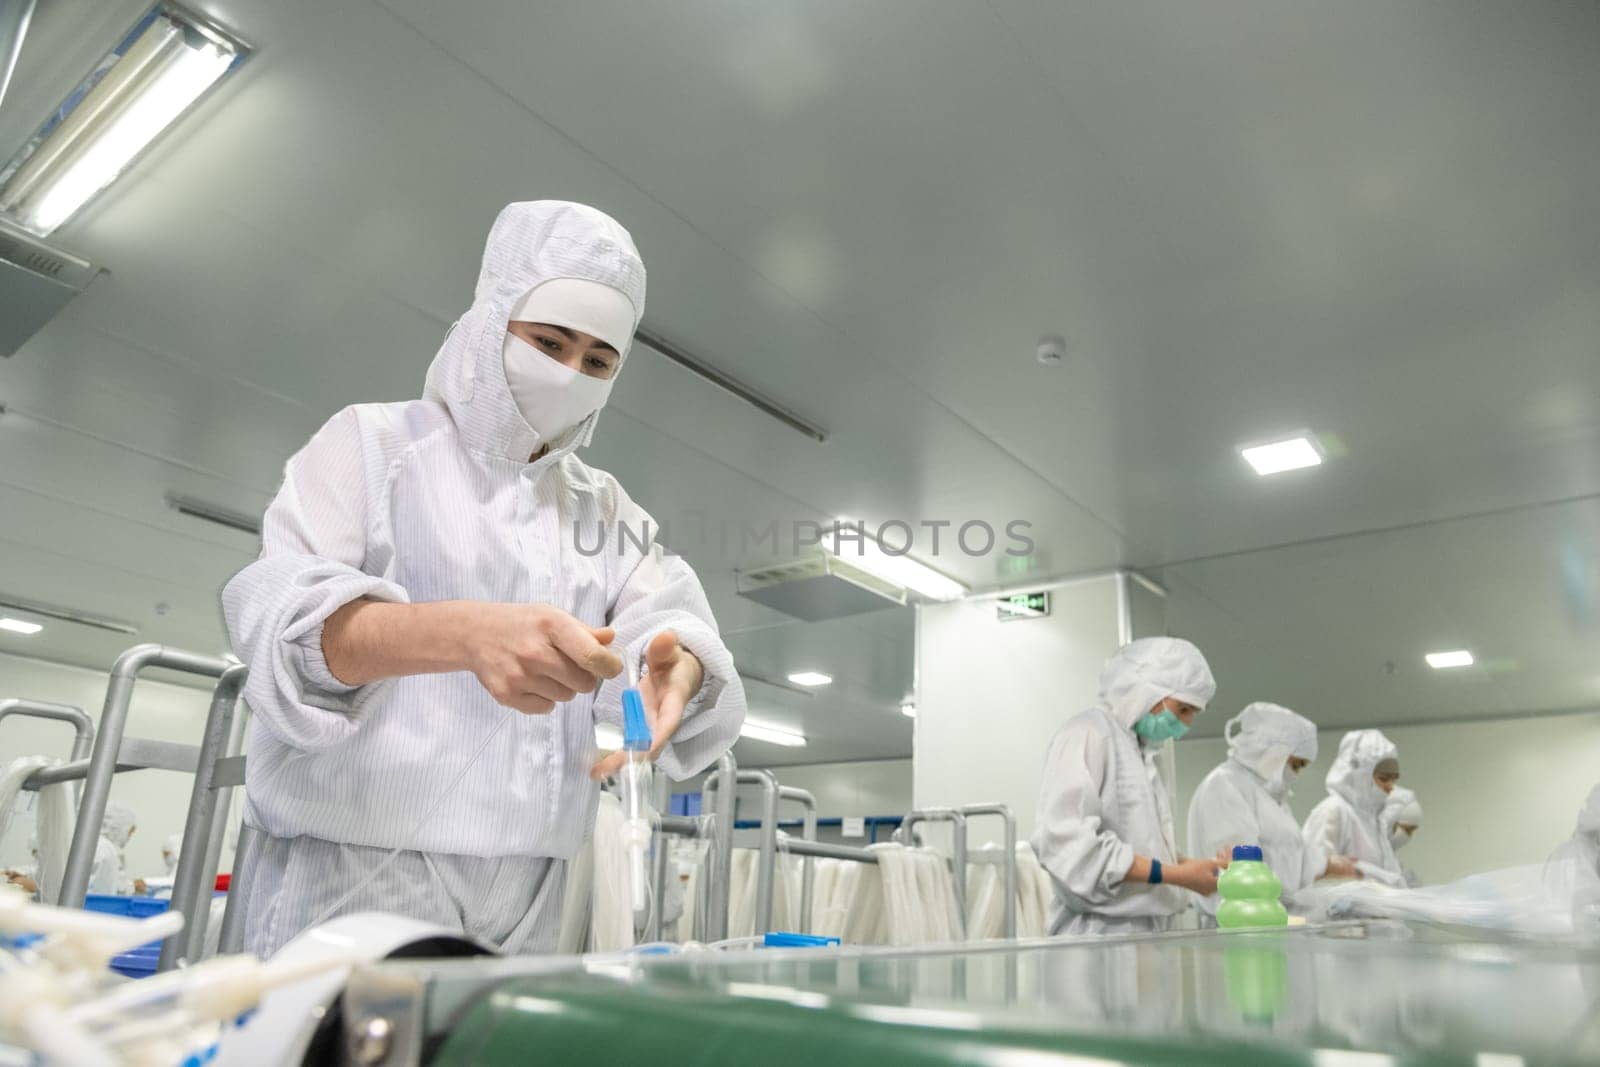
[1264,760,1298,801]
[1390,828,1412,851]
[502,332,615,444]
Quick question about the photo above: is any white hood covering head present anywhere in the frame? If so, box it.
[422,201,646,456]
[1324,729,1399,815]
[1225,701,1318,783]
[162,832,184,874]
[1098,637,1217,730]
[101,801,136,849]
[1575,783,1600,837]
[1382,786,1423,831]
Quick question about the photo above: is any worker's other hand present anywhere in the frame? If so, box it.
[1214,847,1234,869]
[590,630,704,780]
[1167,858,1222,896]
[1324,855,1360,880]
[6,871,37,894]
[133,878,147,895]
[468,603,623,715]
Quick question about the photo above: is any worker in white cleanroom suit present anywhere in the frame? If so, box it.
[223,201,746,957]
[1380,786,1425,886]
[1032,636,1225,935]
[89,801,139,895]
[1302,730,1406,886]
[1544,783,1600,932]
[1187,702,1359,922]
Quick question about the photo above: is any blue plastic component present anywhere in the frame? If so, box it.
[622,688,651,752]
[762,932,841,949]
[85,894,170,977]
[84,893,169,919]
[1232,844,1265,862]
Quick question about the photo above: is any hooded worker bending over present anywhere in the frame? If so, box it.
[224,201,746,957]
[1032,637,1224,935]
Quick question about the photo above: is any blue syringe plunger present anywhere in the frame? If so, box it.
[622,689,651,752]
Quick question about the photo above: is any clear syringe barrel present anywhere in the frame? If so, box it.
[620,683,652,915]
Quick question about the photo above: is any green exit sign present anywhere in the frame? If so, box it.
[997,591,1051,621]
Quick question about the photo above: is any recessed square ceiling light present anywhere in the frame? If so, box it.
[0,617,43,635]
[900,702,917,719]
[787,671,832,687]
[740,720,807,747]
[1425,650,1474,670]
[1240,435,1323,476]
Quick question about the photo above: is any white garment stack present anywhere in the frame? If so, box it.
[0,756,73,905]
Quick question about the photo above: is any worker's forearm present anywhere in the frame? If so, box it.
[322,599,475,686]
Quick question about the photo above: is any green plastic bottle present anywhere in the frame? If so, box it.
[1216,845,1288,929]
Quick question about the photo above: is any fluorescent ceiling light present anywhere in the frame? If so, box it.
[740,720,807,747]
[830,519,969,601]
[1425,650,1474,670]
[0,5,247,235]
[786,670,832,687]
[1240,435,1323,476]
[900,702,916,719]
[0,617,44,635]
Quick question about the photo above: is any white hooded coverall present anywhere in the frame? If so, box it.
[1031,637,1217,935]
[1187,702,1325,920]
[89,801,136,896]
[1302,730,1405,886]
[222,201,747,957]
[1543,783,1600,929]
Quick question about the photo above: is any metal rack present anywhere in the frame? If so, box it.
[1,698,92,811]
[894,803,1020,940]
[158,664,248,971]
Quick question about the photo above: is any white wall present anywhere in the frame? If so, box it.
[1174,711,1600,884]
[0,651,235,879]
[915,577,1122,847]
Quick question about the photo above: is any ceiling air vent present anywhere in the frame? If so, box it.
[736,551,907,622]
[0,218,99,356]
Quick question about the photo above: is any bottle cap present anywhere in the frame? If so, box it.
[622,689,651,752]
[1232,845,1264,862]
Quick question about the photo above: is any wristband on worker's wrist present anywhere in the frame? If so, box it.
[1148,858,1163,885]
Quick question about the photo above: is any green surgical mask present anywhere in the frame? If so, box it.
[1134,708,1190,743]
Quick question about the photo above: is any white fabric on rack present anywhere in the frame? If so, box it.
[586,791,635,952]
[0,756,72,905]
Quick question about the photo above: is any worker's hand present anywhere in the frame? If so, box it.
[466,604,624,715]
[1166,858,1223,896]
[1214,847,1235,869]
[133,878,148,895]
[1324,855,1360,880]
[6,871,37,894]
[590,630,704,780]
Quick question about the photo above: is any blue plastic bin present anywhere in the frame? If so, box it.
[85,894,169,978]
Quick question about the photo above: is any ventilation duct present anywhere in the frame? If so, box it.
[0,218,99,356]
[736,551,907,622]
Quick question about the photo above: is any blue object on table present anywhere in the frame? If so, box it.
[763,931,841,949]
[86,893,170,978]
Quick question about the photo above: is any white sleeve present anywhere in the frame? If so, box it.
[88,838,118,895]
[1031,725,1136,904]
[222,408,408,752]
[597,545,746,780]
[1187,772,1257,862]
[1302,799,1348,864]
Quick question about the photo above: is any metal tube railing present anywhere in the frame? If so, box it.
[702,753,737,941]
[59,644,234,908]
[701,761,781,935]
[959,803,1018,939]
[897,807,969,938]
[777,786,817,934]
[158,664,247,971]
[215,822,259,955]
[779,838,879,864]
[0,698,92,809]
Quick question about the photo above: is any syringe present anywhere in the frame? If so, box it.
[619,658,653,915]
